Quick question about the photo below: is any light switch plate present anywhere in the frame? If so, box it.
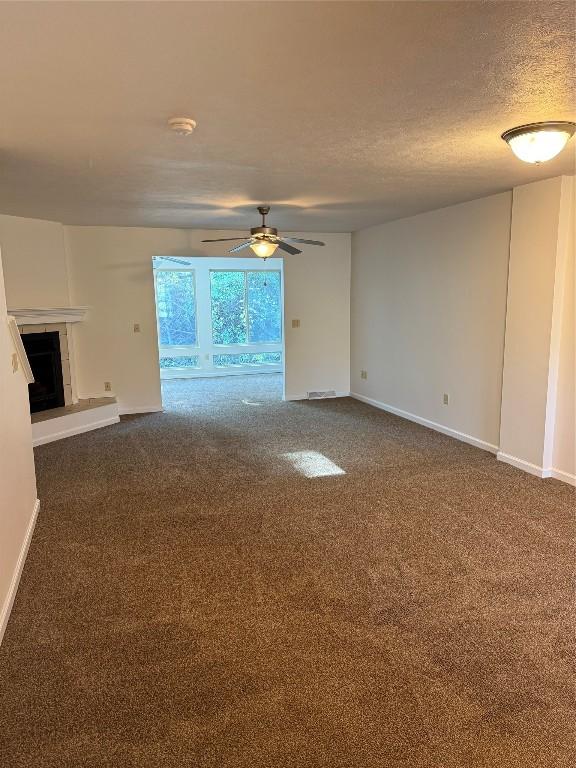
[291,319,300,328]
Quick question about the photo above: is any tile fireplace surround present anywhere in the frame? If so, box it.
[8,307,88,409]
[20,322,73,405]
[8,307,122,446]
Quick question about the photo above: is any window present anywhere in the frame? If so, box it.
[247,271,282,343]
[210,270,282,345]
[159,356,200,370]
[210,270,246,345]
[155,270,197,346]
[213,352,282,367]
[154,258,284,379]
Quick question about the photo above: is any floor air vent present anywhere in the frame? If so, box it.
[307,390,337,399]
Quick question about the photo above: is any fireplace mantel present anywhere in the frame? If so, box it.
[8,307,89,325]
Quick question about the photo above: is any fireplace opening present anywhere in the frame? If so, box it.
[21,332,65,413]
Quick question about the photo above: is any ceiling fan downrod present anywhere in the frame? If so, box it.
[257,205,270,228]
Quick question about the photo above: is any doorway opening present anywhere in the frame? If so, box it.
[152,256,284,408]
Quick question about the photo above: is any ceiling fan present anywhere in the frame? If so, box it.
[201,206,325,259]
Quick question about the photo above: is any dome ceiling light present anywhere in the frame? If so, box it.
[501,121,576,164]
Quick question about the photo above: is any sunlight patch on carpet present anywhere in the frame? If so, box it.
[282,450,345,478]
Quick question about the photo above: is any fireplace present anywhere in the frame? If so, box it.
[21,332,65,413]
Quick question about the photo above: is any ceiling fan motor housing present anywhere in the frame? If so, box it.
[250,226,278,240]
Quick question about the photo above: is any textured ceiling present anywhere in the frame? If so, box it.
[0,1,574,232]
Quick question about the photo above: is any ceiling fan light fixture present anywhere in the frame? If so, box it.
[250,239,279,259]
[167,116,197,135]
[201,206,324,256]
[501,121,575,164]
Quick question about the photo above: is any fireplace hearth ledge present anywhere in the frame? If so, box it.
[31,398,120,447]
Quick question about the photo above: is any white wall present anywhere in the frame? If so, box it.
[0,251,38,644]
[499,178,563,467]
[0,214,70,308]
[64,226,188,411]
[553,222,575,478]
[283,234,351,399]
[498,176,575,482]
[350,192,512,450]
[64,227,350,410]
[551,176,575,480]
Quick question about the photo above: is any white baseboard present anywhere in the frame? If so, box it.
[350,392,499,454]
[550,467,576,486]
[283,391,350,402]
[118,405,163,415]
[0,499,40,646]
[78,391,116,400]
[32,403,120,447]
[33,416,119,447]
[497,452,576,486]
[496,451,546,477]
[79,396,163,416]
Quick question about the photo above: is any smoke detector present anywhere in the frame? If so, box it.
[168,117,197,135]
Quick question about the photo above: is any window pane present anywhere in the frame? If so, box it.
[159,356,200,369]
[213,352,282,367]
[155,271,197,346]
[210,271,247,344]
[247,271,282,343]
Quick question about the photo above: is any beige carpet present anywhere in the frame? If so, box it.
[1,374,574,768]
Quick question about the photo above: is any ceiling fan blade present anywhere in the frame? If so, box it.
[276,241,302,256]
[201,237,247,243]
[229,241,254,253]
[283,238,325,246]
[157,256,192,266]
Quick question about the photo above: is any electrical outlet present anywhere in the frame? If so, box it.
[133,323,141,333]
[360,370,368,380]
[291,319,300,328]
[443,393,449,405]
[104,381,112,392]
